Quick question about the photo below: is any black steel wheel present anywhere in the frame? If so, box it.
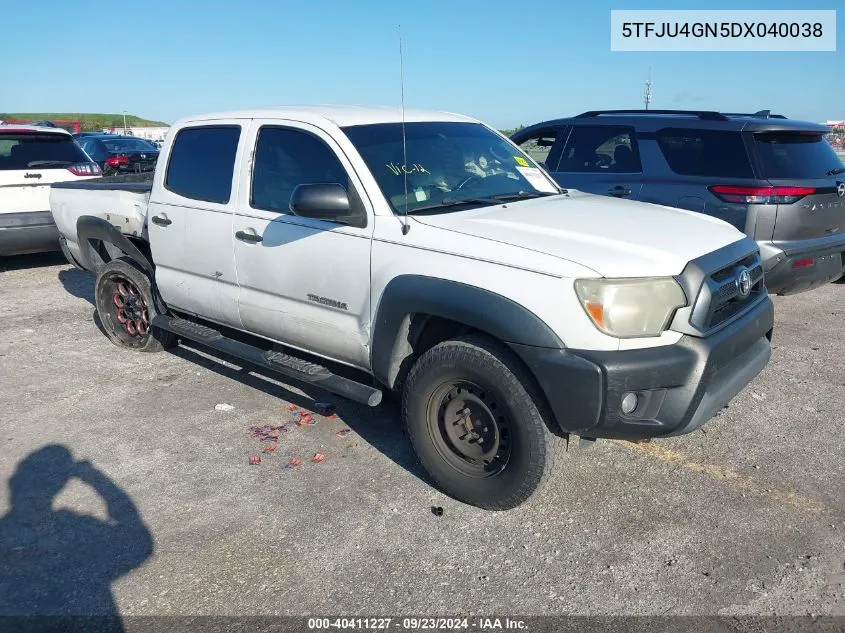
[428,381,512,478]
[403,334,564,510]
[94,257,175,352]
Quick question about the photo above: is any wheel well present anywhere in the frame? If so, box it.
[84,236,151,271]
[394,314,565,439]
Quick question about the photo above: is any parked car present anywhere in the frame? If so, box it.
[49,106,773,509]
[74,134,159,176]
[0,125,101,256]
[512,109,845,295]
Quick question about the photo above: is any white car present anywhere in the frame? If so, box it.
[0,125,100,256]
[49,106,773,509]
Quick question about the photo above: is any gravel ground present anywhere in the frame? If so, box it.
[0,253,843,620]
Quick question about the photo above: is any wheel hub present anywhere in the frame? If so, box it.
[434,384,509,474]
[110,279,149,337]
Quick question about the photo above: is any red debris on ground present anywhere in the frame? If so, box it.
[286,404,297,411]
[286,457,302,469]
[248,456,262,466]
[263,444,278,453]
[336,428,352,437]
[312,453,326,463]
[297,414,315,426]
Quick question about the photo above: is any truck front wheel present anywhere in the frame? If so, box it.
[402,334,563,510]
[94,257,175,353]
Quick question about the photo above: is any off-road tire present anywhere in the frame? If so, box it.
[402,334,564,510]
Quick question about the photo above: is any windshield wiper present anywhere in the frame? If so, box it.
[26,160,73,168]
[824,167,845,176]
[405,197,502,215]
[492,191,562,201]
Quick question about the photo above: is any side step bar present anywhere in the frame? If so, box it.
[152,315,382,407]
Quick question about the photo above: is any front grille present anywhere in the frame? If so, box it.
[689,252,765,332]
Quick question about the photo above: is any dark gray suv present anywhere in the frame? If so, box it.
[512,110,845,295]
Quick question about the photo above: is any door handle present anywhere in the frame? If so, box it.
[235,230,263,244]
[151,215,172,226]
[607,186,632,197]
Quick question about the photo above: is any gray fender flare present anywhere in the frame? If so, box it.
[370,275,564,388]
[76,215,167,313]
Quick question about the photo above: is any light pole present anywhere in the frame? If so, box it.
[643,68,653,111]
[122,110,127,135]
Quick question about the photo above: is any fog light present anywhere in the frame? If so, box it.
[621,392,639,415]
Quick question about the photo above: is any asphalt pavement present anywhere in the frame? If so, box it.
[0,253,843,619]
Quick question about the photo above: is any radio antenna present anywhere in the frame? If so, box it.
[399,24,410,235]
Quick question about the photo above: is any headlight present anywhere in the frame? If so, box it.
[573,278,687,338]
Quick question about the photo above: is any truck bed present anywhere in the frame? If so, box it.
[50,173,153,259]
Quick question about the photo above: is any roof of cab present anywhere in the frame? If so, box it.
[0,124,72,135]
[176,105,480,128]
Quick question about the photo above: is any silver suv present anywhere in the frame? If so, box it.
[512,109,845,295]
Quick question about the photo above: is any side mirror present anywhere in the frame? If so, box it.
[289,183,357,224]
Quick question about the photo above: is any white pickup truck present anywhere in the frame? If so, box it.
[50,106,774,509]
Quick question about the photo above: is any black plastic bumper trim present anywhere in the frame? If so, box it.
[510,296,774,440]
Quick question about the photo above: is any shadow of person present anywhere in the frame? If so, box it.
[0,445,153,633]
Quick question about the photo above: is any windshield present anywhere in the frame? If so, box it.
[342,122,559,214]
[102,138,157,152]
[754,132,843,179]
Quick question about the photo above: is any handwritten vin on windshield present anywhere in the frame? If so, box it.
[386,162,430,176]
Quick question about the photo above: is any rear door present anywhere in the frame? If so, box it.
[750,131,845,241]
[552,125,644,199]
[148,122,245,328]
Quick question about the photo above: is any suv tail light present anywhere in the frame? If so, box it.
[67,162,102,176]
[709,185,816,204]
[105,155,129,168]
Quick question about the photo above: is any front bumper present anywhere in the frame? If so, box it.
[511,296,774,440]
[0,211,60,256]
[759,235,845,295]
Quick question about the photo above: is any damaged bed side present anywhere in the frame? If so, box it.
[50,172,153,271]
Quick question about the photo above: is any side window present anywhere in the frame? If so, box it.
[251,126,349,214]
[656,128,753,178]
[165,125,241,204]
[558,126,641,173]
[515,128,563,168]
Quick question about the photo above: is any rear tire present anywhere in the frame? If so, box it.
[94,257,175,353]
[402,334,563,510]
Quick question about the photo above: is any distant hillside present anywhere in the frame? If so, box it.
[0,113,168,131]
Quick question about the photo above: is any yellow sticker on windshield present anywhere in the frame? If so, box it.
[514,156,530,168]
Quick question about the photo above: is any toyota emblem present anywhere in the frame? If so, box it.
[140,154,147,160]
[837,182,845,198]
[736,267,752,298]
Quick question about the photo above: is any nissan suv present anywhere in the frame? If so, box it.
[512,110,845,295]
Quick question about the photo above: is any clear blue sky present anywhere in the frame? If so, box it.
[2,0,842,127]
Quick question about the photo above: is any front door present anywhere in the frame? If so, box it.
[232,120,374,370]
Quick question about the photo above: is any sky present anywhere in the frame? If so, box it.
[2,0,843,128]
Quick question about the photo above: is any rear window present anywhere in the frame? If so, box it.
[754,132,843,179]
[656,128,753,178]
[165,126,240,204]
[0,132,90,171]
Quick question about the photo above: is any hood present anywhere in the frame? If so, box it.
[411,190,746,277]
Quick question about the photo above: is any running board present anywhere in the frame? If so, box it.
[152,315,382,407]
